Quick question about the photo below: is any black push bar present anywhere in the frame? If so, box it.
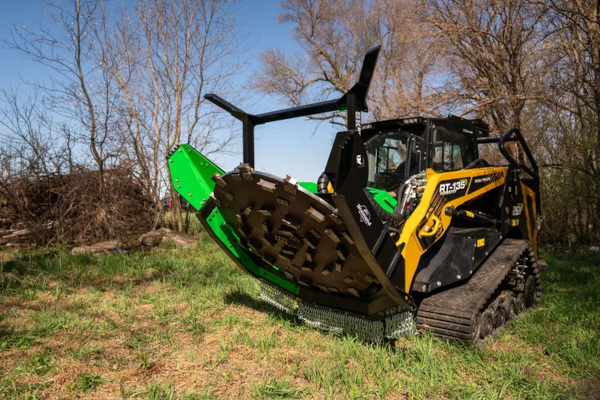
[204,46,381,167]
[498,128,539,180]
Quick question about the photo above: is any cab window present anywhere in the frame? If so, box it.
[431,127,475,172]
[365,131,422,191]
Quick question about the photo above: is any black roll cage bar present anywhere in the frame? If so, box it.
[204,46,381,167]
[478,128,539,181]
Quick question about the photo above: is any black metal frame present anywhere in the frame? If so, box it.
[204,46,381,167]
[477,128,538,180]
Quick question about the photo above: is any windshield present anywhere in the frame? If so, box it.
[430,126,477,172]
[365,131,422,191]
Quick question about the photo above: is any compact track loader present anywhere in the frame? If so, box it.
[168,47,544,344]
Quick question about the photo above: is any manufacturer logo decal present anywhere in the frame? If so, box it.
[356,154,365,167]
[512,203,523,216]
[439,179,468,196]
[467,172,503,195]
[356,204,372,226]
[474,175,492,184]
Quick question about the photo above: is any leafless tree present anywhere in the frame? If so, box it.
[105,0,242,231]
[0,90,68,180]
[4,0,116,191]
[422,0,549,134]
[535,0,600,246]
[254,0,442,125]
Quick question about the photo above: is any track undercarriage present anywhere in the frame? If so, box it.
[417,239,542,344]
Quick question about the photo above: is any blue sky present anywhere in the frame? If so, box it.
[0,0,340,182]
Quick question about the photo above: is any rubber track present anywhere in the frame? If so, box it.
[416,239,530,344]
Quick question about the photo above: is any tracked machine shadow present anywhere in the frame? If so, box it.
[167,46,545,345]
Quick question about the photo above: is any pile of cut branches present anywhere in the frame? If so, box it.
[0,168,156,246]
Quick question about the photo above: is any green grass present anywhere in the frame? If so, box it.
[76,373,105,392]
[250,377,305,399]
[0,234,598,399]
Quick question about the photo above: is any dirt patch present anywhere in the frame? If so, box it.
[580,375,600,400]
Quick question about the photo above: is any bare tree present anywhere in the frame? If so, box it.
[0,89,69,180]
[4,0,116,190]
[105,0,242,231]
[536,0,600,246]
[422,0,549,134]
[254,0,441,125]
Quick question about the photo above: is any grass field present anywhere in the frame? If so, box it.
[0,233,599,399]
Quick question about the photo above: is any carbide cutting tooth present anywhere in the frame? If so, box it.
[210,193,221,207]
[316,284,329,292]
[301,261,315,272]
[236,213,244,225]
[212,173,227,188]
[334,262,343,272]
[258,206,274,217]
[329,213,343,224]
[236,162,253,172]
[365,274,374,283]
[324,229,340,244]
[274,235,288,245]
[260,222,268,234]
[347,287,360,297]
[284,271,295,280]
[283,175,298,195]
[305,252,313,262]
[328,287,339,292]
[277,197,289,207]
[277,230,294,238]
[306,206,325,223]
[298,276,311,287]
[281,216,300,230]
[321,266,332,275]
[280,249,294,260]
[285,233,302,249]
[340,231,354,245]
[258,179,276,192]
[309,229,321,239]
[335,246,347,261]
[344,276,353,283]
[236,163,254,181]
[303,235,318,249]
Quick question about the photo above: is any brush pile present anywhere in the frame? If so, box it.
[0,168,155,247]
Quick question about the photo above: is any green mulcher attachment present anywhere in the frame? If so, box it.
[168,144,414,341]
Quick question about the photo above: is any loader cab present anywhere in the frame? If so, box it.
[363,115,488,191]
